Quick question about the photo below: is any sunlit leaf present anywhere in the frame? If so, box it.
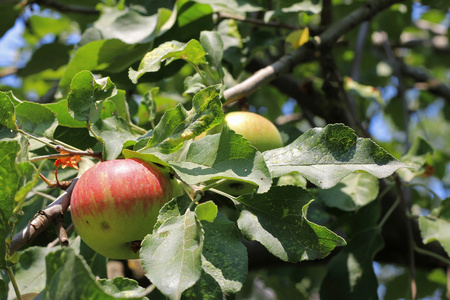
[318,172,379,211]
[67,70,117,124]
[140,211,203,300]
[263,124,406,189]
[168,126,272,193]
[139,85,223,154]
[129,39,207,83]
[236,186,346,262]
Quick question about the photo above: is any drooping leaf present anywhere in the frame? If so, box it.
[0,92,18,131]
[15,102,59,138]
[90,116,139,161]
[140,211,203,300]
[195,201,218,223]
[263,124,406,189]
[35,248,144,300]
[168,126,272,193]
[129,39,207,83]
[236,186,346,262]
[320,228,383,300]
[318,172,379,211]
[184,213,248,299]
[67,70,117,124]
[139,85,223,153]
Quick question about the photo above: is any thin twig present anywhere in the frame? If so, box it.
[9,178,78,255]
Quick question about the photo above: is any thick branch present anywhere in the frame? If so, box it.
[9,178,78,254]
[223,0,405,104]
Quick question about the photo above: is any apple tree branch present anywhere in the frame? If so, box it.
[223,0,405,104]
[9,178,78,255]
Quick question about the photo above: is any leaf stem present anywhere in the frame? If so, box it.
[378,197,400,229]
[134,284,156,298]
[190,62,210,86]
[130,122,147,135]
[209,188,237,201]
[6,267,22,300]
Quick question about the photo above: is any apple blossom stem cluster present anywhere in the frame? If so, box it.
[8,178,78,255]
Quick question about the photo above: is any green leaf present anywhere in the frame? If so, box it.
[345,77,383,106]
[263,124,406,189]
[236,186,346,262]
[200,31,224,78]
[98,277,146,298]
[320,228,383,300]
[154,195,192,231]
[140,85,223,153]
[419,211,450,257]
[398,136,434,182]
[67,71,117,124]
[91,116,139,161]
[129,39,207,83]
[0,92,18,131]
[6,246,58,298]
[36,248,144,300]
[140,211,203,300]
[18,43,71,77]
[28,15,72,37]
[60,39,150,88]
[0,140,22,269]
[44,100,86,128]
[195,201,218,222]
[83,6,159,44]
[184,213,248,298]
[140,90,158,125]
[15,102,59,137]
[318,173,379,211]
[169,126,272,193]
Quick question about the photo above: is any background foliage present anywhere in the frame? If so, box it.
[0,0,449,299]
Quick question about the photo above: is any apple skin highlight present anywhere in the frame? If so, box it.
[71,158,177,259]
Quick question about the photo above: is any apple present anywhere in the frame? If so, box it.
[223,111,283,152]
[212,111,284,196]
[70,158,178,259]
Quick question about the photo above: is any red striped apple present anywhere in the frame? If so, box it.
[70,158,179,259]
